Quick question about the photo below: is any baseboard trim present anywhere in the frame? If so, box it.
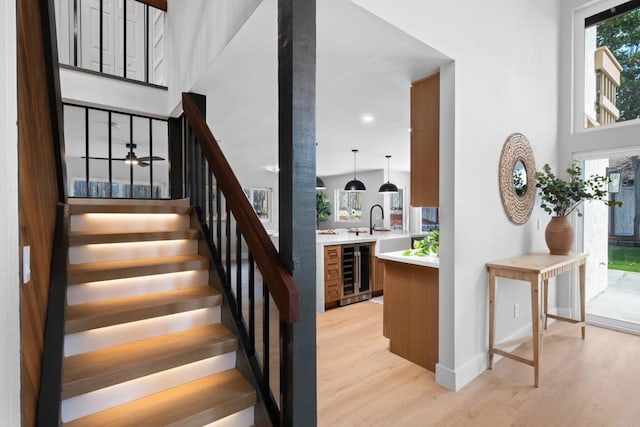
[587,314,640,336]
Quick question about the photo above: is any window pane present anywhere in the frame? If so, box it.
[336,190,362,222]
[584,2,640,128]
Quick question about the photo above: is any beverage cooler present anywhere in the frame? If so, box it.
[340,243,372,306]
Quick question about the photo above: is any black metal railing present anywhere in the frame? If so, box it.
[180,92,300,426]
[63,103,169,199]
[58,0,166,85]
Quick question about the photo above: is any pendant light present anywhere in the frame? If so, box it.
[316,176,327,190]
[378,155,399,193]
[344,149,366,191]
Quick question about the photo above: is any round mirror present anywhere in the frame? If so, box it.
[498,133,536,224]
[513,160,527,197]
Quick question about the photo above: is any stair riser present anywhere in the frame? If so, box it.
[67,270,209,305]
[202,407,255,427]
[61,353,237,423]
[65,307,221,356]
[70,213,190,233]
[68,239,198,264]
[65,294,222,334]
[68,258,209,284]
[63,338,238,399]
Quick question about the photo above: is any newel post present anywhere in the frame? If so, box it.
[278,0,317,425]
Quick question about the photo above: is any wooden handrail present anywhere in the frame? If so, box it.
[182,92,301,324]
[136,0,167,11]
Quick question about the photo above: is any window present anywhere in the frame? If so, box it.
[420,207,439,232]
[583,0,640,128]
[335,190,362,222]
[389,188,404,230]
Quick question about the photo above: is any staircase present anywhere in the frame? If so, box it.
[61,198,256,426]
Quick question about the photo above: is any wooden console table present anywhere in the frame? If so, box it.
[486,252,587,386]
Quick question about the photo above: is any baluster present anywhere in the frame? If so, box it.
[236,226,243,320]
[248,253,256,354]
[263,283,270,395]
[216,185,222,266]
[207,168,214,243]
[226,205,232,290]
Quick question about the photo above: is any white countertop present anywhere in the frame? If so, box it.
[315,229,423,246]
[376,250,440,269]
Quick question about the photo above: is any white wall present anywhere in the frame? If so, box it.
[166,0,261,111]
[60,67,169,117]
[352,0,561,390]
[0,0,22,423]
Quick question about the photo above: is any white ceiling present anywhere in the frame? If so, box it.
[194,0,449,179]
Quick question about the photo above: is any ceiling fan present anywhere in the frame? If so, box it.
[82,143,165,167]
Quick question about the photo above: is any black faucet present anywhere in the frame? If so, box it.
[369,204,384,235]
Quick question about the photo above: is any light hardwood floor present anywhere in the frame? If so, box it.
[317,300,640,427]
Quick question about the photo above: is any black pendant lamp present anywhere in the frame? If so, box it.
[378,155,399,193]
[344,149,366,191]
[316,176,327,190]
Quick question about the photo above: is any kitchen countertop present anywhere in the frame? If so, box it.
[316,229,423,247]
[376,250,440,269]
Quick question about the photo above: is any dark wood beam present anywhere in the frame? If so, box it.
[277,0,317,425]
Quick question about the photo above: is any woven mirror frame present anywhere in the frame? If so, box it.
[499,133,536,224]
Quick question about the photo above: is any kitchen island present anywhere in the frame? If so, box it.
[377,250,439,372]
[315,230,423,312]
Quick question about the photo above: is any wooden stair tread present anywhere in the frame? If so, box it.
[63,323,237,398]
[64,369,256,427]
[69,204,192,214]
[69,229,200,246]
[67,254,209,284]
[65,287,221,333]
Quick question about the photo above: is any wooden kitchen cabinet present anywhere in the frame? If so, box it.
[382,259,438,372]
[410,72,439,207]
[324,245,342,304]
[372,257,384,294]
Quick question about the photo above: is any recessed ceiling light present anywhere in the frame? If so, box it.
[361,114,374,124]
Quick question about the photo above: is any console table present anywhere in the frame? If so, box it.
[486,252,587,386]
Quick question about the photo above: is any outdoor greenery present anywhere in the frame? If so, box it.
[596,8,640,121]
[535,163,621,217]
[403,230,439,257]
[316,191,331,226]
[609,245,640,273]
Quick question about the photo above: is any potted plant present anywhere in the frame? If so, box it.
[316,191,331,229]
[535,163,621,255]
[403,230,439,257]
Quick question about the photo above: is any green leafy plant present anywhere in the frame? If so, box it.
[316,191,331,226]
[534,163,621,217]
[403,230,439,256]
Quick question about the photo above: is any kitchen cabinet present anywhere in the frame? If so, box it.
[410,72,439,207]
[323,242,374,309]
[379,254,439,372]
[373,257,384,294]
[324,245,342,304]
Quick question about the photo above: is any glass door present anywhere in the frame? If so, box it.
[582,155,640,335]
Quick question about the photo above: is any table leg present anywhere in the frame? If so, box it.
[488,269,496,369]
[531,277,541,387]
[543,278,549,330]
[580,263,586,340]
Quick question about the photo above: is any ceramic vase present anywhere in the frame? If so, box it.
[545,216,574,255]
